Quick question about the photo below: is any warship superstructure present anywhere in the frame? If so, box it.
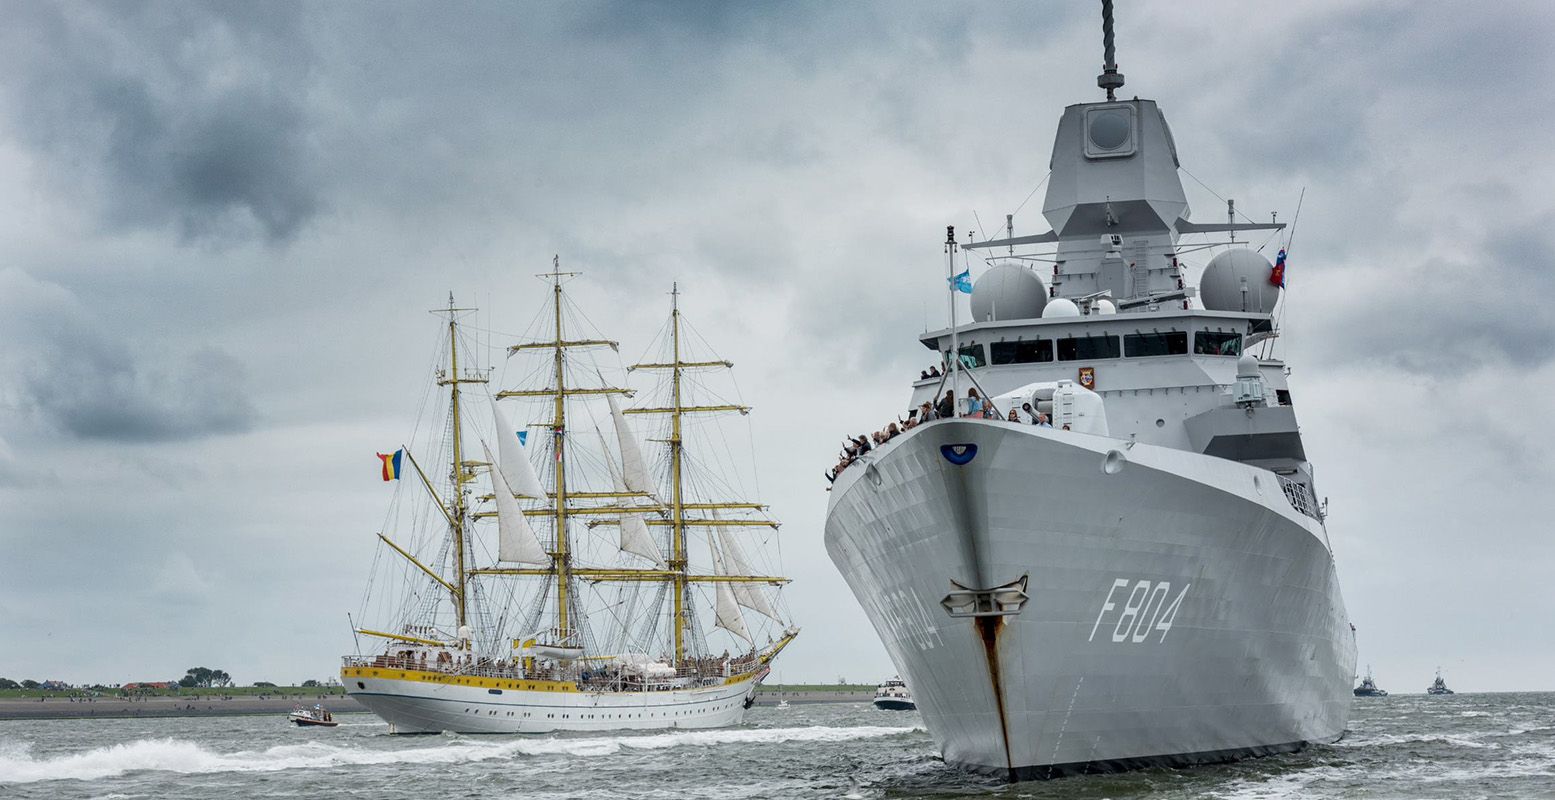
[824,1,1355,779]
[344,271,796,733]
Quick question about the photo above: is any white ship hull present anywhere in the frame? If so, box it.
[342,665,765,734]
[824,420,1355,779]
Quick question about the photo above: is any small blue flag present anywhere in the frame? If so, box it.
[948,269,973,294]
[516,430,528,446]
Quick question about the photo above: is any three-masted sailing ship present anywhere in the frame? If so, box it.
[342,264,798,733]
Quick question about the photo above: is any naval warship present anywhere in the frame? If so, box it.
[824,1,1356,779]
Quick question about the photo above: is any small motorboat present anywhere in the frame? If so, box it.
[872,677,916,711]
[776,699,791,710]
[289,704,339,727]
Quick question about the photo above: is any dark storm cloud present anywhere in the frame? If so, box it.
[0,1,321,243]
[0,269,255,441]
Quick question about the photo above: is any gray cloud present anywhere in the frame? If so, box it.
[0,1,321,243]
[0,268,256,441]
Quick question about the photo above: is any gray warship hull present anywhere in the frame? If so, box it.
[825,419,1355,779]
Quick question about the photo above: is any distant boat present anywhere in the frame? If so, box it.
[1426,669,1455,695]
[1353,666,1388,698]
[289,704,338,727]
[776,699,791,710]
[872,677,916,711]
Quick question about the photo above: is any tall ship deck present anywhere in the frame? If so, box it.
[345,268,797,733]
[824,1,1355,779]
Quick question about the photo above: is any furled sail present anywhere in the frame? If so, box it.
[484,443,549,565]
[709,539,751,642]
[717,529,783,622]
[595,426,666,566]
[490,398,547,498]
[606,393,652,494]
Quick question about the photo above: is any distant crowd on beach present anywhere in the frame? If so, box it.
[826,383,1065,484]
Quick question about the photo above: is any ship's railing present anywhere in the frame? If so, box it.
[342,648,768,690]
[1276,475,1323,522]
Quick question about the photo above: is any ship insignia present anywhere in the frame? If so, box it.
[940,443,978,465]
[1078,366,1096,389]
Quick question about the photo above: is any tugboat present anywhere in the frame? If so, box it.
[872,677,916,711]
[1353,667,1388,698]
[288,704,339,727]
[1427,669,1455,695]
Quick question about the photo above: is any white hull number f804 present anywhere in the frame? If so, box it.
[1088,579,1191,643]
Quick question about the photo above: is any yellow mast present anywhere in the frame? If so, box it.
[434,294,486,636]
[477,271,792,666]
[547,259,575,641]
[668,284,688,661]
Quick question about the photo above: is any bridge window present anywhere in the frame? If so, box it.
[1124,331,1188,357]
[956,344,987,368]
[1056,335,1120,361]
[989,339,1054,365]
[1194,331,1242,355]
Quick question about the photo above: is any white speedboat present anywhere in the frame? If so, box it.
[288,704,339,727]
[872,677,916,711]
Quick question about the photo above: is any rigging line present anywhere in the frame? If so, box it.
[1010,171,1052,219]
[1177,165,1262,226]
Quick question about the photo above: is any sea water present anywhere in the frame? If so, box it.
[2,693,1552,798]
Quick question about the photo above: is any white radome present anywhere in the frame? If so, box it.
[971,262,1048,322]
[1042,297,1080,318]
[1199,249,1281,313]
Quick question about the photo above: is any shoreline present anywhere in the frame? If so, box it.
[0,688,873,721]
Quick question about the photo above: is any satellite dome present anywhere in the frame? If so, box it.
[1043,297,1080,318]
[1093,298,1117,315]
[1199,249,1281,313]
[1236,353,1260,379]
[970,262,1048,322]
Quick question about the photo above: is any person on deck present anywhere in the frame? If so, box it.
[965,388,984,419]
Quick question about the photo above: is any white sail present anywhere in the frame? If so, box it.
[717,529,783,622]
[594,427,667,566]
[607,393,652,494]
[491,398,547,498]
[709,539,751,642]
[484,444,549,565]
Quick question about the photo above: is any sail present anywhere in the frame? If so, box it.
[717,528,783,622]
[594,427,666,566]
[606,393,652,494]
[709,539,751,642]
[484,444,549,565]
[491,398,546,498]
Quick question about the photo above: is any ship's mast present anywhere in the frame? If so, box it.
[434,294,487,637]
[547,259,577,641]
[468,273,796,665]
[668,284,688,661]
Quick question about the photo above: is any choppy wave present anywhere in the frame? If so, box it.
[0,725,919,785]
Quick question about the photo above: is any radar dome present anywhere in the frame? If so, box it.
[1199,249,1281,313]
[970,262,1048,322]
[1093,298,1117,315]
[1043,297,1080,318]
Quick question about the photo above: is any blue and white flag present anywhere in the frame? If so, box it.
[516,430,528,446]
[948,269,973,294]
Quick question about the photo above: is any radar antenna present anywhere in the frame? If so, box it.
[1098,0,1125,101]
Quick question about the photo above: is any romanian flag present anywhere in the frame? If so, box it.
[378,449,403,481]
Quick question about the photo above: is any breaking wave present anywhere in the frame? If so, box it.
[0,725,918,784]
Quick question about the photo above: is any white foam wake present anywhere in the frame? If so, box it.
[0,725,918,784]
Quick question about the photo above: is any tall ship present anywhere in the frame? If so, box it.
[1426,669,1454,695]
[823,1,1355,779]
[343,267,797,733]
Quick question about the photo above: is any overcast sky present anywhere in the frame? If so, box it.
[1,1,1552,691]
